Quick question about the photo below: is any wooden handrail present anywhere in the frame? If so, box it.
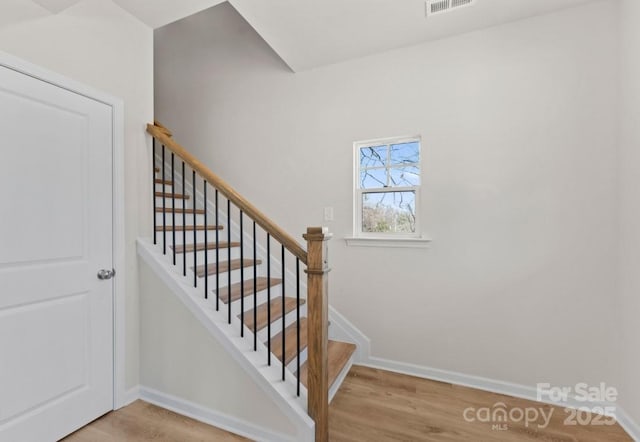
[147,123,308,264]
[153,119,172,137]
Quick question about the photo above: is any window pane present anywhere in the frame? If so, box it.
[390,142,419,165]
[360,168,387,189]
[360,145,387,168]
[389,165,420,187]
[362,191,416,233]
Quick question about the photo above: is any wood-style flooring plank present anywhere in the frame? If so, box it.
[62,400,249,441]
[329,365,633,442]
[61,369,633,442]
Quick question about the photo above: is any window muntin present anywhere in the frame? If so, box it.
[355,137,421,237]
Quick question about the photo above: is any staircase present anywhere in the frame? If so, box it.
[141,122,356,441]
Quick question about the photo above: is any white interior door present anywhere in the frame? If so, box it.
[0,64,114,442]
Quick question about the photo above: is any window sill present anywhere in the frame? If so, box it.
[344,236,432,249]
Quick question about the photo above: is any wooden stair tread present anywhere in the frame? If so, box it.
[154,167,160,172]
[155,178,173,185]
[194,259,261,277]
[172,242,241,254]
[156,207,206,215]
[299,340,356,389]
[156,225,222,232]
[270,318,308,365]
[241,297,305,332]
[155,192,190,200]
[218,277,282,304]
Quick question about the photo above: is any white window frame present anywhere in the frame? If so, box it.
[352,135,422,240]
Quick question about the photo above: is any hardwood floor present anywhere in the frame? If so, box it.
[329,365,633,442]
[62,366,633,441]
[62,400,249,442]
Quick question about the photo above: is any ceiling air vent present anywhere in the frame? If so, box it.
[426,0,476,17]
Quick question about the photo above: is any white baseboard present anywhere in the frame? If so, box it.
[361,356,639,440]
[616,407,640,441]
[117,386,140,409]
[138,386,298,442]
[362,356,537,402]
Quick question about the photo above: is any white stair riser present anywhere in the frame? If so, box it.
[155,213,206,226]
[197,291,306,339]
[154,183,175,192]
[199,265,275,286]
[286,347,308,373]
[160,249,304,307]
[155,211,232,226]
[155,196,196,209]
[256,303,308,341]
[256,340,309,374]
[169,248,242,265]
[246,305,307,343]
[162,255,263,285]
[155,230,229,245]
[155,194,230,211]
[220,284,282,311]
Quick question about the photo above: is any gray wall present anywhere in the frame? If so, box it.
[138,258,298,437]
[155,0,619,404]
[618,0,640,426]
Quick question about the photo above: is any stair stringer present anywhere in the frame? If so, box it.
[156,155,371,368]
[137,237,315,442]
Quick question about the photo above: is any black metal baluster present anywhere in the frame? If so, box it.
[282,245,286,381]
[171,153,176,265]
[193,170,197,288]
[253,222,257,351]
[182,162,186,276]
[240,211,244,337]
[227,199,232,324]
[296,258,300,396]
[152,139,157,245]
[204,181,208,299]
[215,190,220,311]
[267,234,271,366]
[162,145,166,254]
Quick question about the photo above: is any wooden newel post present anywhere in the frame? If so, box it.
[304,226,331,442]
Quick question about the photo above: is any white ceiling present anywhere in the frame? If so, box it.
[0,0,51,28]
[31,0,80,13]
[0,0,600,71]
[229,0,598,71]
[112,0,225,29]
[0,0,226,30]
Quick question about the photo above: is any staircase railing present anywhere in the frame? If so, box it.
[147,122,331,441]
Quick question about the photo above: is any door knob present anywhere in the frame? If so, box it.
[97,269,116,280]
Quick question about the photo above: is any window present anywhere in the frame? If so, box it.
[353,136,421,238]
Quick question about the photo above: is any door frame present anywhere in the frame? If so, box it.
[0,51,128,409]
